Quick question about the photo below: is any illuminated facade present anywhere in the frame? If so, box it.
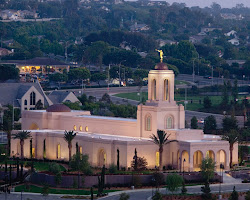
[11,63,237,170]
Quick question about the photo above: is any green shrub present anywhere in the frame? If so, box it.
[245,191,250,200]
[48,162,61,175]
[152,191,163,200]
[108,164,117,174]
[229,186,238,200]
[119,192,130,200]
[133,176,142,188]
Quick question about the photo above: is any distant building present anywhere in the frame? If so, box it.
[225,30,237,37]
[226,60,246,67]
[0,57,70,76]
[221,13,243,20]
[157,39,177,47]
[201,27,222,33]
[228,38,240,46]
[0,48,12,57]
[130,22,150,32]
[189,35,205,44]
[48,91,80,105]
[0,82,52,111]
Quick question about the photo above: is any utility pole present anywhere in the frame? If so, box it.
[212,65,214,85]
[108,64,110,94]
[192,59,195,83]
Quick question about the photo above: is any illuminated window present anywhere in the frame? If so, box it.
[79,146,82,154]
[152,79,156,100]
[145,115,151,131]
[73,125,76,131]
[156,151,160,167]
[32,147,35,158]
[57,144,61,159]
[164,79,169,101]
[85,126,88,132]
[30,92,36,105]
[24,99,27,105]
[79,126,82,131]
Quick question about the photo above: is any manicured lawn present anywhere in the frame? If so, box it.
[15,185,119,195]
[175,80,188,85]
[0,160,66,172]
[33,162,66,172]
[114,92,249,111]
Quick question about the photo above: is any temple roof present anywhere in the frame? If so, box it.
[155,62,168,70]
[46,104,71,112]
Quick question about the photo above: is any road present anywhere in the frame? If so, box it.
[1,183,249,200]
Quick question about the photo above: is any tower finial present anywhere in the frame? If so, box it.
[155,49,163,63]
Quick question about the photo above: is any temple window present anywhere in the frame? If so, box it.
[152,79,156,100]
[166,117,173,129]
[85,126,89,132]
[145,115,152,131]
[164,79,169,101]
[73,125,76,131]
[57,144,61,159]
[156,151,160,167]
[24,99,27,105]
[79,126,82,131]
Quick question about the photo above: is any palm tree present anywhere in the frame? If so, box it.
[12,130,31,159]
[221,129,240,168]
[64,130,77,161]
[150,129,178,169]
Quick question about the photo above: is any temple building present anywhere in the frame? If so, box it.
[11,62,237,171]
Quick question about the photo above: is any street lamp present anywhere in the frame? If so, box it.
[219,163,224,199]
[119,60,126,87]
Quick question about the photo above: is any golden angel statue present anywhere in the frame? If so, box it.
[155,49,163,62]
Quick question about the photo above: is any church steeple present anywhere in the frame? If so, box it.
[147,62,175,105]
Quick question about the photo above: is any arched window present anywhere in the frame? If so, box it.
[57,144,61,159]
[164,79,169,101]
[30,92,36,105]
[145,114,151,131]
[24,99,27,105]
[79,126,82,131]
[152,79,156,100]
[73,125,76,131]
[85,126,89,132]
[166,117,173,129]
[156,151,160,167]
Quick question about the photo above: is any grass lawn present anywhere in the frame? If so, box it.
[0,160,66,172]
[114,92,249,111]
[15,185,119,195]
[33,162,66,172]
[175,80,189,85]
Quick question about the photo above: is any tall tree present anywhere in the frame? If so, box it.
[191,116,198,129]
[221,129,240,168]
[150,130,178,169]
[12,130,31,159]
[232,79,238,103]
[64,130,77,161]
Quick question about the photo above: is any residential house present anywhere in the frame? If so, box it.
[48,91,81,105]
[225,30,237,37]
[189,35,205,44]
[0,82,52,111]
[157,39,177,47]
[226,60,246,68]
[201,27,222,33]
[130,22,150,32]
[0,48,12,57]
[221,13,243,20]
[228,38,240,46]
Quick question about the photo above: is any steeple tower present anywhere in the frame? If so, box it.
[137,61,185,138]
